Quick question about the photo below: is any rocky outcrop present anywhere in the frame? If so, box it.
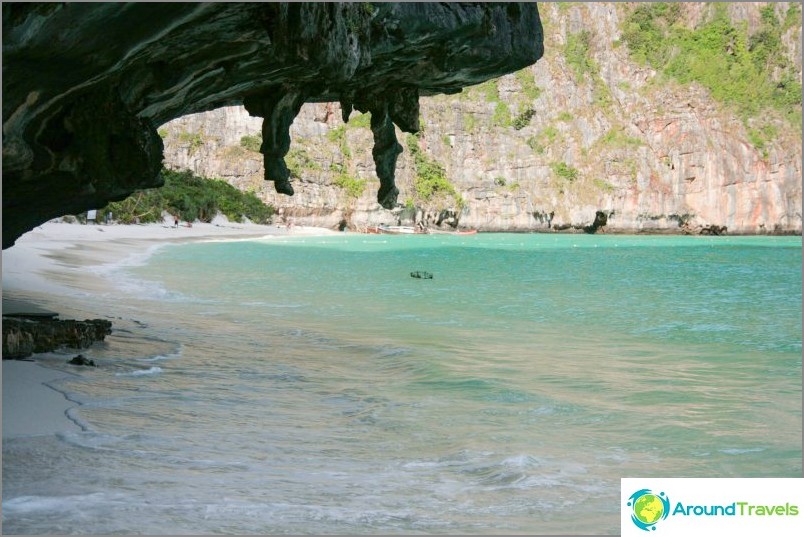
[2,2,544,248]
[2,317,112,360]
[161,2,802,235]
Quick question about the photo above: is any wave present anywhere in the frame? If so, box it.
[115,366,163,377]
[2,493,110,514]
[138,345,184,362]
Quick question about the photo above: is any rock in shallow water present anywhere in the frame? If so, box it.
[2,317,112,360]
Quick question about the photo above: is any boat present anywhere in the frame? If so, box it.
[364,225,477,235]
[427,228,478,236]
[376,225,427,235]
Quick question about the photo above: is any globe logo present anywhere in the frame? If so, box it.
[627,489,670,531]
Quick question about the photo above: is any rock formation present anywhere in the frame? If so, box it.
[2,2,544,248]
[2,317,112,360]
[160,2,802,235]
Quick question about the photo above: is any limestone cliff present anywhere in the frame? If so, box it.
[162,2,802,234]
[2,2,543,247]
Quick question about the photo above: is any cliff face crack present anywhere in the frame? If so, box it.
[2,2,544,248]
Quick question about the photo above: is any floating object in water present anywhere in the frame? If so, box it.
[410,271,433,279]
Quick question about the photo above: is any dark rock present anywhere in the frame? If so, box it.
[2,317,112,360]
[583,210,610,234]
[67,354,96,367]
[700,225,728,236]
[2,2,544,248]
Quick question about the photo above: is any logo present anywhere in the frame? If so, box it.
[627,489,670,531]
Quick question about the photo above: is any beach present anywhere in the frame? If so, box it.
[2,223,800,534]
[2,219,338,440]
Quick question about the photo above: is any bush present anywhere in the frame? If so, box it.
[333,173,366,199]
[622,2,801,127]
[405,134,460,205]
[514,68,542,100]
[492,100,512,127]
[100,168,274,224]
[551,162,580,182]
[327,125,351,159]
[348,112,371,129]
[177,131,205,155]
[285,147,320,178]
[512,108,537,130]
[565,30,596,80]
[240,133,262,153]
[599,128,643,148]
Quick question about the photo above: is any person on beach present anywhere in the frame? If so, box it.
[174,215,179,228]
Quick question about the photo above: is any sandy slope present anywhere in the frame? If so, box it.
[1,219,338,438]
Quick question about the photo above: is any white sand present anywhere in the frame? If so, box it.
[3,218,338,296]
[2,218,339,438]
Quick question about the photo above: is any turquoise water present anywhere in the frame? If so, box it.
[3,233,801,534]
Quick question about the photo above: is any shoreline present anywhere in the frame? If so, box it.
[2,219,339,439]
[1,221,798,439]
[2,358,83,438]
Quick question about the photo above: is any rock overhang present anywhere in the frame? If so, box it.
[2,2,544,248]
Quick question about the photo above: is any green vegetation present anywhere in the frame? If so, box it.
[240,133,262,153]
[565,30,596,80]
[564,29,612,110]
[621,2,802,129]
[463,113,477,132]
[748,123,779,159]
[594,178,616,193]
[177,130,205,155]
[492,100,512,127]
[592,77,613,108]
[348,112,372,129]
[405,134,463,207]
[478,80,500,103]
[541,125,559,144]
[223,146,250,160]
[285,147,321,178]
[100,168,274,224]
[557,2,575,14]
[783,4,801,32]
[514,68,542,100]
[494,176,507,187]
[551,162,580,182]
[512,108,536,130]
[527,124,560,154]
[526,136,545,154]
[557,111,573,122]
[157,128,168,139]
[327,125,351,159]
[333,173,366,199]
[327,125,346,144]
[599,128,643,148]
